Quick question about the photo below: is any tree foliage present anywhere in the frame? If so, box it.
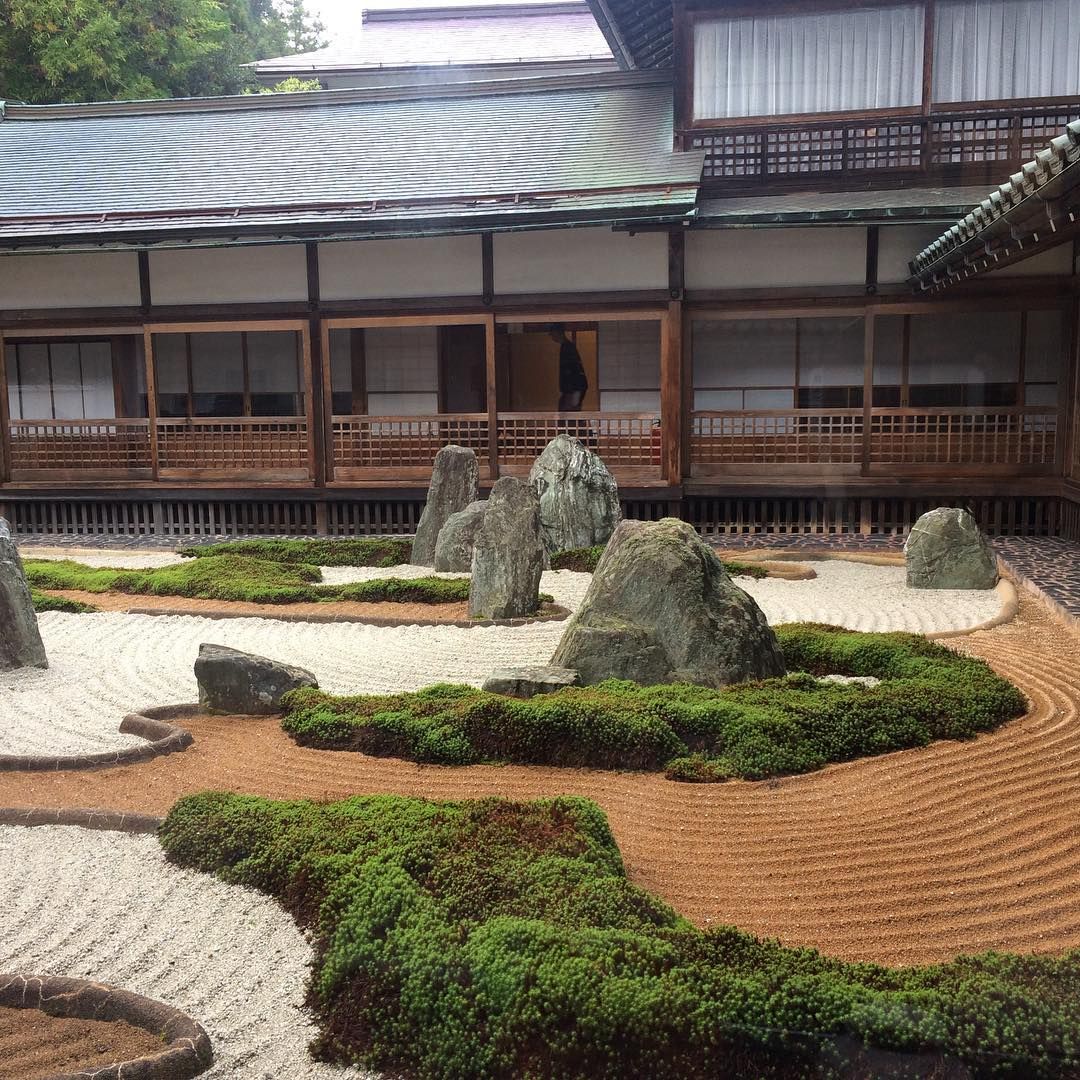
[0,0,327,104]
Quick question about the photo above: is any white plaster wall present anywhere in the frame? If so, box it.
[0,252,140,309]
[877,224,944,284]
[685,227,867,290]
[319,235,482,300]
[493,228,668,294]
[149,245,308,305]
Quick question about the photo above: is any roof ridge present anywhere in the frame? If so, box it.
[1,68,668,122]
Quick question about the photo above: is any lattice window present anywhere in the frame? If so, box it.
[692,130,765,179]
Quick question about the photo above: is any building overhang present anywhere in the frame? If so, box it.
[908,120,1080,292]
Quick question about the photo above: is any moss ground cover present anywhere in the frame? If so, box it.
[159,791,1080,1079]
[282,625,1026,780]
[179,537,413,567]
[550,544,766,579]
[24,556,471,607]
[30,588,97,614]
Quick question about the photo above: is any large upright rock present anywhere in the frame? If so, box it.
[411,445,479,566]
[0,519,47,671]
[434,499,487,572]
[195,643,317,714]
[551,518,785,687]
[529,434,621,556]
[905,508,998,590]
[469,477,545,620]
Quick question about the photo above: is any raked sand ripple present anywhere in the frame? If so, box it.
[2,559,1004,757]
[0,825,374,1080]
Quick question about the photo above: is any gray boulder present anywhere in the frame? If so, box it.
[469,476,545,619]
[550,518,785,687]
[411,445,479,566]
[195,643,317,715]
[482,665,580,699]
[529,434,621,556]
[434,499,487,572]
[905,508,998,590]
[0,519,47,671]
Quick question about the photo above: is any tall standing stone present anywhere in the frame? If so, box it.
[529,434,621,556]
[0,519,48,671]
[550,518,784,687]
[411,445,479,567]
[904,507,998,589]
[469,477,544,619]
[434,499,487,572]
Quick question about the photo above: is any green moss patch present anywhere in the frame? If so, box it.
[282,625,1026,779]
[30,588,98,614]
[178,537,413,568]
[159,791,1079,1079]
[550,544,767,579]
[24,556,471,607]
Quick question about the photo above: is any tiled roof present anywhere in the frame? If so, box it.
[0,74,702,249]
[585,0,672,69]
[910,120,1080,289]
[696,187,997,225]
[253,2,613,73]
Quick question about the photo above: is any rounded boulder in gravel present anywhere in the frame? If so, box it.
[551,517,785,687]
[905,507,998,590]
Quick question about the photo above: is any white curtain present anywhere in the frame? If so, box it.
[693,5,925,120]
[933,0,1080,103]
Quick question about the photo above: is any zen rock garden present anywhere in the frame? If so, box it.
[4,444,1075,1080]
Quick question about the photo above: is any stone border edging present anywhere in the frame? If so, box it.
[0,806,163,833]
[0,973,212,1080]
[924,578,1019,639]
[997,557,1080,632]
[0,707,193,773]
[118,602,572,628]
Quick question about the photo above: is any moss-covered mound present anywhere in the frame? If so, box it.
[30,588,98,614]
[179,537,413,567]
[550,544,766,579]
[282,625,1026,780]
[24,556,470,607]
[159,791,1079,1079]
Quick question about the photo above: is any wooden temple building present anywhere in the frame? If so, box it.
[1,0,1078,539]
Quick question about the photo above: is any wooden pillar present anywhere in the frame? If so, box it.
[0,331,11,485]
[661,300,683,485]
[143,326,160,481]
[861,308,875,480]
[1063,296,1080,482]
[306,242,327,491]
[485,312,499,480]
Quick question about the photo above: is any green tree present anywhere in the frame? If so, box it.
[0,0,327,104]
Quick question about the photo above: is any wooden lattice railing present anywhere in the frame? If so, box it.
[331,414,490,479]
[688,100,1080,189]
[691,411,864,468]
[156,417,310,478]
[496,413,662,474]
[868,409,1057,467]
[8,419,153,479]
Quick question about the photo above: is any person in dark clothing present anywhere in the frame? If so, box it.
[549,324,588,411]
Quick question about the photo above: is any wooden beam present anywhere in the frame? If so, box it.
[481,232,494,305]
[305,242,327,489]
[862,311,875,477]
[865,224,879,293]
[138,251,152,313]
[319,319,336,482]
[142,326,160,481]
[668,228,685,300]
[0,332,11,485]
[485,313,499,479]
[661,300,683,485]
[299,324,318,484]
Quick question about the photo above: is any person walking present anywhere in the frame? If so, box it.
[550,324,588,411]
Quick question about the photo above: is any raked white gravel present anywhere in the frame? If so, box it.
[2,557,1005,757]
[0,825,374,1080]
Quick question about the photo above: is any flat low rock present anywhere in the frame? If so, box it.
[469,476,545,620]
[905,507,998,590]
[195,643,317,715]
[0,518,47,671]
[411,444,480,567]
[482,665,580,699]
[551,517,785,687]
[434,499,487,572]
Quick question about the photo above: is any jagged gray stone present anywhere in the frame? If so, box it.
[0,518,47,671]
[195,643,317,715]
[469,476,544,620]
[529,434,621,556]
[482,665,580,699]
[411,445,479,567]
[434,499,487,572]
[904,507,998,590]
[550,518,785,687]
